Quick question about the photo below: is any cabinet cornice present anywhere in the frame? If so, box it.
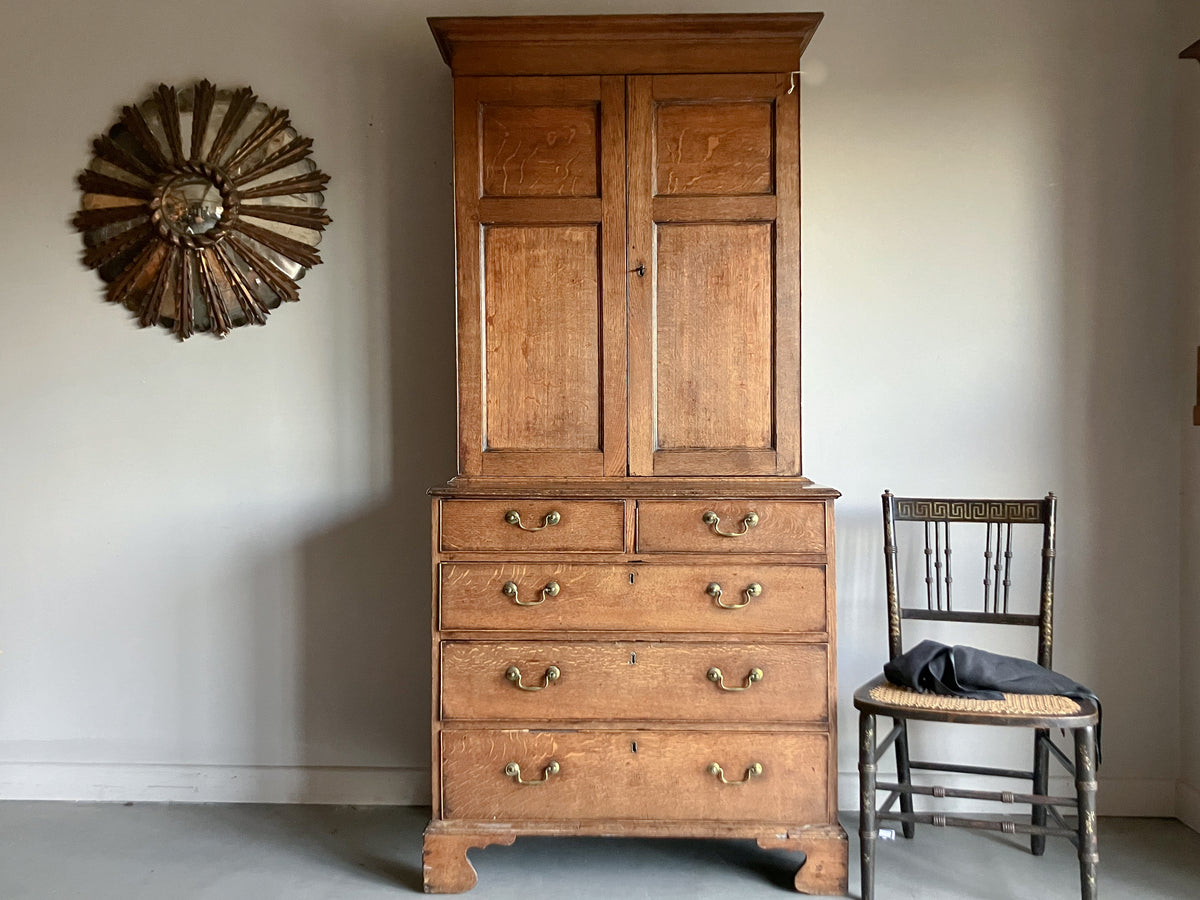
[428,13,823,77]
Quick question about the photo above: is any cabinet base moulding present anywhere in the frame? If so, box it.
[421,820,847,895]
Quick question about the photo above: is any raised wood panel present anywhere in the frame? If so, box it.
[439,499,626,553]
[628,73,799,476]
[441,729,828,822]
[480,103,599,198]
[483,225,601,452]
[440,641,828,724]
[655,101,773,196]
[439,562,827,634]
[654,223,774,451]
[636,500,826,554]
[455,76,626,477]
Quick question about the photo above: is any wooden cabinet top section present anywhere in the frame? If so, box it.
[428,13,824,76]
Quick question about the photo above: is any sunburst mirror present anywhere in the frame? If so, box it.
[74,81,331,340]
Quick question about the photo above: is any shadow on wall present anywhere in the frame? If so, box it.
[295,17,456,794]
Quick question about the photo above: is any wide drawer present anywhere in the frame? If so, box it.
[440,499,625,552]
[440,641,828,724]
[441,728,829,823]
[636,500,826,554]
[439,563,826,634]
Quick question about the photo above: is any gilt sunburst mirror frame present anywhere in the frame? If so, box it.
[74,81,331,340]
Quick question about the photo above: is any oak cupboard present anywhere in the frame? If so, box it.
[424,14,846,895]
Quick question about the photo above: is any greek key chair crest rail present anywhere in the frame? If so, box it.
[854,491,1099,900]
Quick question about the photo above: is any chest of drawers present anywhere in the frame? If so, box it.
[424,483,847,894]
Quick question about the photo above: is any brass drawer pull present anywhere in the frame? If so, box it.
[504,760,560,785]
[706,582,763,609]
[707,761,764,785]
[707,666,764,691]
[502,580,561,606]
[504,509,561,531]
[506,665,561,691]
[702,510,759,537]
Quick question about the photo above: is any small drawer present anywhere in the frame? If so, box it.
[440,499,625,553]
[439,562,827,635]
[440,640,828,724]
[441,728,829,823]
[636,500,826,554]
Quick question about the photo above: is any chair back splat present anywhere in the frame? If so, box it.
[883,491,1057,670]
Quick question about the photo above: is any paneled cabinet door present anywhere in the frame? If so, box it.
[627,74,801,476]
[453,76,628,477]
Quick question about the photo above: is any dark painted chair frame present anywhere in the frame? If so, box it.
[853,492,1099,900]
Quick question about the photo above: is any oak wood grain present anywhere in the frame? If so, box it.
[598,74,629,476]
[439,499,626,553]
[428,14,824,76]
[429,477,831,498]
[654,222,774,452]
[426,819,846,839]
[441,729,828,823]
[636,500,826,554]
[655,101,774,196]
[455,76,626,478]
[773,74,802,475]
[822,503,840,820]
[627,74,801,476]
[625,74,656,477]
[439,562,826,634]
[430,498,444,820]
[428,13,842,892]
[758,828,851,895]
[440,640,828,724]
[422,828,517,893]
[452,77,484,476]
[480,102,599,198]
[483,224,601,452]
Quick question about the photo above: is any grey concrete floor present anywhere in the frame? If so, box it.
[0,803,1197,899]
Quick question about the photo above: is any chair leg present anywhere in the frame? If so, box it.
[1073,725,1099,900]
[859,711,878,900]
[893,717,915,839]
[1031,727,1049,856]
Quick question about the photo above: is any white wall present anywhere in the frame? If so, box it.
[1175,3,1200,832]
[0,0,1193,815]
[804,0,1184,816]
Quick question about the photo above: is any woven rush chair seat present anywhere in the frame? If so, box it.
[859,674,1096,723]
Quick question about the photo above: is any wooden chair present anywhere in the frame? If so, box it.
[853,492,1099,900]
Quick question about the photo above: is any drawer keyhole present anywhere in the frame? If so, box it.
[632,741,638,753]
[630,652,637,664]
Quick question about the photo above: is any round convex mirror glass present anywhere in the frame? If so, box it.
[160,176,224,236]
